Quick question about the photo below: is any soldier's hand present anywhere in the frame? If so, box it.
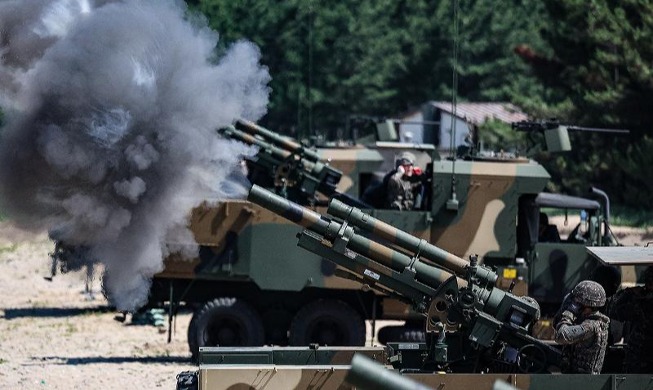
[561,310,576,323]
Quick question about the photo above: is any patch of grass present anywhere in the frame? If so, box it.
[610,205,653,229]
[0,243,18,254]
[65,323,77,334]
[0,358,8,364]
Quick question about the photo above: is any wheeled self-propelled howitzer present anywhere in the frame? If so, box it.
[247,184,561,373]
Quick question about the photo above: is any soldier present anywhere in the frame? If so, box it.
[384,152,418,210]
[553,280,610,374]
[538,212,560,242]
[609,266,653,373]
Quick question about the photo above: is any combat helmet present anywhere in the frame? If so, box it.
[571,280,606,308]
[395,151,415,167]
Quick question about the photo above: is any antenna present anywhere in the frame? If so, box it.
[446,0,460,211]
[308,1,314,139]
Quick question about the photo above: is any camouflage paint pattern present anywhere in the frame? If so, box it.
[155,141,600,314]
[430,158,549,261]
[156,124,618,350]
[198,369,653,390]
[327,198,468,275]
[236,118,321,162]
[199,370,653,390]
[248,185,455,289]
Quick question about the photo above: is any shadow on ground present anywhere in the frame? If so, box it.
[32,355,192,365]
[2,305,113,319]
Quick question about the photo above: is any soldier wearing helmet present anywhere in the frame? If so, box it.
[384,152,420,210]
[553,280,610,374]
[609,266,653,373]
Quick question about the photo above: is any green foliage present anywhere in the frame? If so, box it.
[192,0,652,210]
[610,204,653,229]
[194,0,548,138]
[520,1,653,208]
[611,136,653,207]
[477,119,531,156]
[531,1,653,133]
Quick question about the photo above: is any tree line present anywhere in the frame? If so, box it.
[1,1,649,212]
[189,0,653,212]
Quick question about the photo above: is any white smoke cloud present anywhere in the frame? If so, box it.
[0,0,270,310]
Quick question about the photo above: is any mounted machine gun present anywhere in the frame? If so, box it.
[511,118,629,153]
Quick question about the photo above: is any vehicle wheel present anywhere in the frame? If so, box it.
[187,298,265,361]
[289,299,365,346]
[377,324,425,345]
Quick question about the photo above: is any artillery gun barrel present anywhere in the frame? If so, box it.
[248,185,453,287]
[345,353,434,390]
[220,125,326,180]
[235,119,321,162]
[220,126,292,160]
[328,199,468,275]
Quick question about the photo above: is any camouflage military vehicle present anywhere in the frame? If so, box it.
[146,118,618,358]
[174,188,649,390]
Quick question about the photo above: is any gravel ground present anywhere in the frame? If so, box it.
[0,226,195,390]
[0,219,650,389]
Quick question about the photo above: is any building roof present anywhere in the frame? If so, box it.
[428,101,528,125]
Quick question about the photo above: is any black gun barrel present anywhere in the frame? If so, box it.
[248,185,454,288]
[235,119,321,162]
[327,199,468,275]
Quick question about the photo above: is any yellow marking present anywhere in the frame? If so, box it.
[502,268,517,279]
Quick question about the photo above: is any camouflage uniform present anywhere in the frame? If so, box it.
[554,280,610,374]
[385,152,416,211]
[385,169,415,210]
[609,266,653,373]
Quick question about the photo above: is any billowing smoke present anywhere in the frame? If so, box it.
[0,0,270,310]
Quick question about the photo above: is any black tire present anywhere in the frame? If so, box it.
[187,298,265,361]
[289,299,365,346]
[377,324,425,345]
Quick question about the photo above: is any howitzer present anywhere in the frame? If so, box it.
[248,184,562,373]
[220,119,369,208]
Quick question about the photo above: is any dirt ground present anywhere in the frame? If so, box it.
[0,220,650,389]
[0,226,196,390]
